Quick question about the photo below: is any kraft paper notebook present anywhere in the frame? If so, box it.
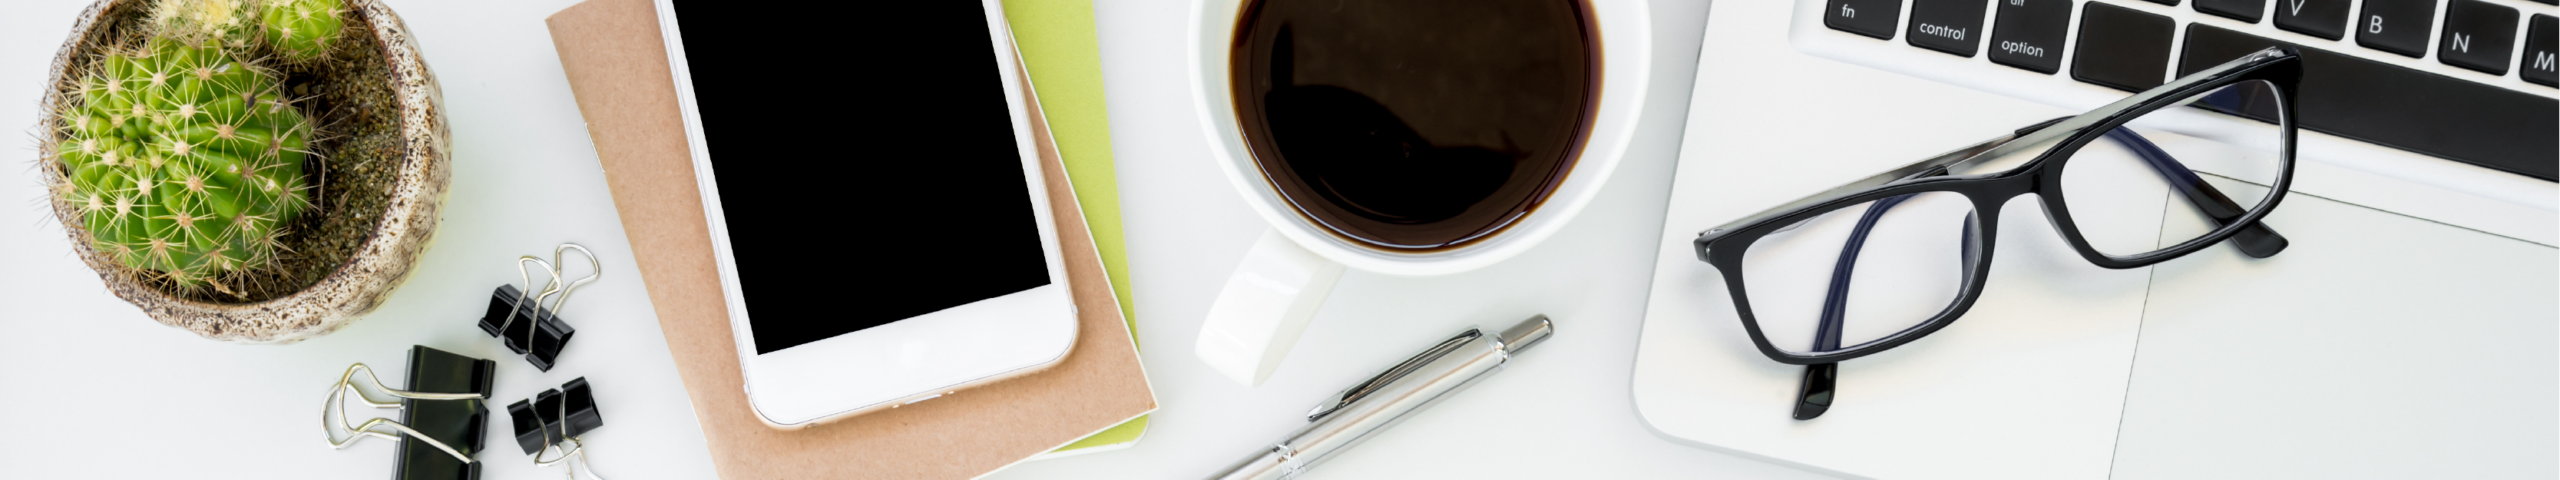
[545,0,1156,477]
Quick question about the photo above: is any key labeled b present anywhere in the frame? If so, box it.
[2355,0,2436,58]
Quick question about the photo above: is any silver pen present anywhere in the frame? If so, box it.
[1209,315,1556,480]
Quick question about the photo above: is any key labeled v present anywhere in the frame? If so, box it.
[2289,0,2305,15]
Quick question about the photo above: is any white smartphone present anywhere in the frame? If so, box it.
[655,0,1079,429]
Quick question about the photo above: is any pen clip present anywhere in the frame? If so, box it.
[1306,328,1483,422]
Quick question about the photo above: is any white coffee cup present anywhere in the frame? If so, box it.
[1188,0,1652,386]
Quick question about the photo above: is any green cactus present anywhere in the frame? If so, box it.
[261,0,346,62]
[57,39,312,288]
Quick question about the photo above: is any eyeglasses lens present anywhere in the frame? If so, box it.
[2060,79,2287,258]
[1741,191,1978,355]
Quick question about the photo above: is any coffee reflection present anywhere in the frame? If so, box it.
[1233,0,1598,250]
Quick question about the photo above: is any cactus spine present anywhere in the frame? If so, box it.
[59,39,312,288]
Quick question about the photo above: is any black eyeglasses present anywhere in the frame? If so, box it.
[1691,47,2303,420]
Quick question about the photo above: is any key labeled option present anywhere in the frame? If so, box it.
[2356,0,2438,58]
[2074,2,2178,91]
[2438,0,2519,75]
[1827,0,1904,40]
[2274,0,2353,40]
[2527,15,2557,87]
[1990,0,2073,73]
[1907,0,1991,57]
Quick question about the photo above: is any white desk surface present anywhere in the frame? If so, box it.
[0,0,1841,478]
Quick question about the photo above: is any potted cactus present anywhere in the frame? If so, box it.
[37,0,449,343]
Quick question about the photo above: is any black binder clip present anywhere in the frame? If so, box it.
[479,244,599,371]
[323,345,496,480]
[509,377,607,478]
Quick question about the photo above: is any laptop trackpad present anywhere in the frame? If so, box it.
[2111,181,2558,478]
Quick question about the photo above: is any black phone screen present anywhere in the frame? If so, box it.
[673,1,1052,355]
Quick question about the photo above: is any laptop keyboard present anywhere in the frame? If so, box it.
[1812,0,2559,181]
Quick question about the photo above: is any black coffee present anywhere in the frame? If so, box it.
[1232,0,1599,250]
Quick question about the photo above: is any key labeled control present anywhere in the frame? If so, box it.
[1990,0,2073,74]
[1827,0,1904,40]
[2356,0,2438,58]
[1907,0,1990,57]
[2437,0,2519,75]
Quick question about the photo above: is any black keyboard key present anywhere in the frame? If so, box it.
[2355,0,2437,57]
[2139,0,2181,5]
[1991,0,2074,73]
[2520,14,2556,87]
[2274,0,2354,40]
[2182,24,2560,181]
[1827,0,1903,40]
[2197,0,2268,23]
[1908,0,1990,57]
[2439,0,2520,75]
[2074,3,2177,91]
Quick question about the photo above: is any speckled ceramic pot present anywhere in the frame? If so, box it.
[35,0,449,344]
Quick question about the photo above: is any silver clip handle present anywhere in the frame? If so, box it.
[546,244,602,318]
[321,363,484,464]
[533,395,610,480]
[504,256,564,351]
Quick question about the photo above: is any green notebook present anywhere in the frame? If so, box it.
[1002,0,1149,458]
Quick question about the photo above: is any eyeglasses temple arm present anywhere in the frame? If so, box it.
[1792,190,1920,421]
[1794,363,1838,420]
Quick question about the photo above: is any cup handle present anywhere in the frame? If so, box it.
[1196,229,1346,387]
